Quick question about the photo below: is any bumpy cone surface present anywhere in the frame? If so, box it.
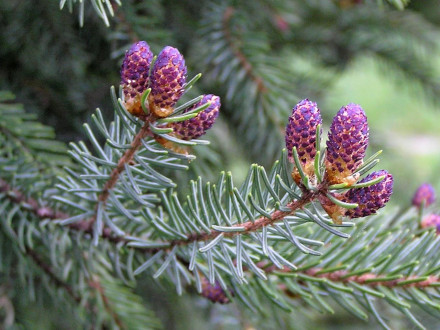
[170,94,220,140]
[149,46,187,117]
[421,214,440,234]
[120,41,153,117]
[412,183,436,208]
[285,99,322,180]
[343,170,393,218]
[201,277,230,304]
[325,103,369,185]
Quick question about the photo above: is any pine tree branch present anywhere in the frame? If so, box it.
[265,265,440,289]
[169,189,317,247]
[0,179,144,327]
[0,178,123,244]
[97,120,152,205]
[0,126,34,161]
[24,246,81,303]
[89,279,127,329]
[91,119,152,227]
[222,6,267,94]
[112,3,139,43]
[1,175,310,252]
[0,178,63,219]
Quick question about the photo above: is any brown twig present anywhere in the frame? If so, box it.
[266,266,440,288]
[0,178,63,219]
[169,190,317,247]
[92,120,152,222]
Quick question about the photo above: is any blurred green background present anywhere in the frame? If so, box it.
[1,0,440,328]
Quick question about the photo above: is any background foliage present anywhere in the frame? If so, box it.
[1,0,440,328]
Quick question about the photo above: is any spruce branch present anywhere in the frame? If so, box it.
[24,246,81,304]
[0,91,69,169]
[0,172,161,328]
[3,1,440,328]
[193,3,299,164]
[91,119,152,226]
[169,189,317,247]
[266,266,440,289]
[59,0,121,27]
[89,278,126,329]
[222,7,267,94]
[0,177,126,246]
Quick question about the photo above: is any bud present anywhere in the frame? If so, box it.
[120,41,153,117]
[318,193,346,224]
[343,170,393,218]
[412,183,436,208]
[421,214,440,234]
[285,99,322,182]
[148,46,187,117]
[325,103,369,185]
[201,277,231,304]
[169,94,220,140]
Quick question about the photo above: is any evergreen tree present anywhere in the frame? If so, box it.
[1,0,440,328]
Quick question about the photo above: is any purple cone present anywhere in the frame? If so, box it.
[285,99,322,176]
[344,170,393,218]
[421,214,440,234]
[325,103,369,184]
[170,94,220,140]
[412,183,436,208]
[148,46,187,117]
[201,277,230,304]
[120,41,153,117]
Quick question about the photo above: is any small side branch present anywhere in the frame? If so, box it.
[266,266,440,288]
[25,247,81,303]
[0,178,64,220]
[222,7,267,93]
[170,190,316,247]
[94,120,152,216]
[0,178,123,244]
[89,279,126,329]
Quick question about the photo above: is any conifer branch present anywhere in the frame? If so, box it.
[0,178,123,244]
[0,178,150,327]
[0,178,63,220]
[24,246,81,303]
[0,126,35,162]
[222,7,267,94]
[170,190,316,247]
[89,279,126,329]
[25,229,133,328]
[112,3,139,43]
[265,265,440,289]
[94,119,151,217]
